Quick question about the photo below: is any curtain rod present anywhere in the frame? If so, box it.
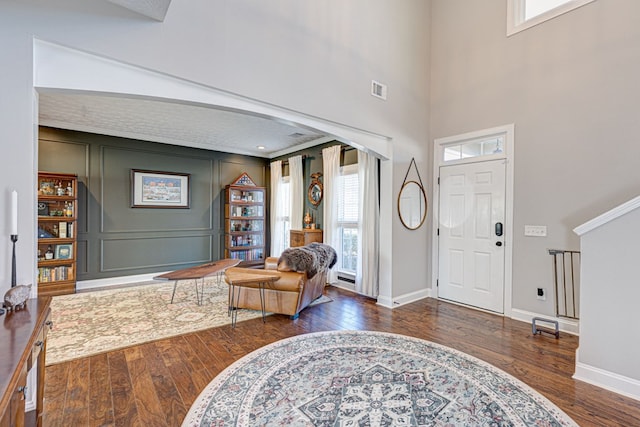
[278,145,355,165]
[280,154,307,166]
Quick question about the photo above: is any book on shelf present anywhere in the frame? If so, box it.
[58,221,67,238]
[230,249,264,261]
[38,265,74,282]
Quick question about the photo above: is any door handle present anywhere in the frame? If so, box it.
[495,222,503,237]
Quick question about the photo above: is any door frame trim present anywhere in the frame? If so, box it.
[431,124,515,317]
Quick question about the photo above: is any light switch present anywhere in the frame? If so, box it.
[524,225,547,237]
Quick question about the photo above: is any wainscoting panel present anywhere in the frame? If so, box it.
[100,235,212,272]
[76,239,89,274]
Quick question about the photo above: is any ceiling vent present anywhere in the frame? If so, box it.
[107,0,172,21]
[371,80,388,100]
[289,132,306,138]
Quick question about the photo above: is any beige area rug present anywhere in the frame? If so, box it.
[47,278,332,366]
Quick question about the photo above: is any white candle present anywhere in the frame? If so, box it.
[11,190,18,235]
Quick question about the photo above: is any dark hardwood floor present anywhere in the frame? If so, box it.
[43,286,640,426]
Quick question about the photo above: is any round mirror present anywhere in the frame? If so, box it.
[308,182,323,206]
[398,181,427,230]
[308,172,324,207]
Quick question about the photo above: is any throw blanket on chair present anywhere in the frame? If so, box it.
[278,243,337,277]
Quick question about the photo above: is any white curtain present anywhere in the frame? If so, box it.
[288,155,304,231]
[270,160,285,256]
[322,145,341,283]
[356,150,379,297]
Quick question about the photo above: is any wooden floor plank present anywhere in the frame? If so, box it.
[197,328,239,367]
[42,361,69,427]
[88,353,114,427]
[173,335,209,371]
[180,333,223,373]
[154,337,209,408]
[60,357,90,425]
[108,350,138,427]
[142,342,187,427]
[123,345,168,427]
[44,286,640,426]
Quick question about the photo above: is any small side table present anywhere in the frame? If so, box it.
[290,229,323,247]
[225,268,280,327]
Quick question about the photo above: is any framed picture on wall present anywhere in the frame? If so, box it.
[131,169,190,208]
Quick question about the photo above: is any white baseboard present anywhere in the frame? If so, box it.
[330,281,432,308]
[333,280,356,293]
[76,272,169,292]
[574,356,640,401]
[376,294,393,308]
[378,287,432,309]
[510,308,579,335]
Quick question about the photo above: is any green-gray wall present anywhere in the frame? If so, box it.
[39,127,268,281]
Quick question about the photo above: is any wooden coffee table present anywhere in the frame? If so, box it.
[153,259,241,305]
[224,268,280,327]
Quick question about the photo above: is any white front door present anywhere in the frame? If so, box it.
[438,159,506,313]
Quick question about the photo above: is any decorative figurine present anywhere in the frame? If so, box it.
[304,211,313,229]
[3,283,32,311]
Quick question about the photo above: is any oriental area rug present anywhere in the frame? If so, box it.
[46,278,264,365]
[182,331,578,427]
[47,279,330,365]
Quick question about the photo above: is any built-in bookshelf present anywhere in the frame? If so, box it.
[37,171,77,296]
[224,173,265,267]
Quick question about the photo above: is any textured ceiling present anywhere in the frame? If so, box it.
[38,93,329,158]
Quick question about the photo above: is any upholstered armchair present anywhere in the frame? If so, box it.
[228,243,336,319]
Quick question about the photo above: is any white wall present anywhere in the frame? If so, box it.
[0,1,430,301]
[575,201,640,399]
[430,0,640,315]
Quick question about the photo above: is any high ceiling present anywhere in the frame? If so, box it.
[38,92,331,158]
[37,1,332,158]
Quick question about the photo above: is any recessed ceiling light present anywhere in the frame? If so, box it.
[257,145,265,150]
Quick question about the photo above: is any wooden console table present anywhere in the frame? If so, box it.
[0,297,52,427]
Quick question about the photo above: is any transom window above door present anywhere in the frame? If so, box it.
[442,135,504,163]
[507,0,596,35]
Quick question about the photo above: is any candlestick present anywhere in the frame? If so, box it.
[9,190,18,290]
[11,190,18,235]
[11,234,17,287]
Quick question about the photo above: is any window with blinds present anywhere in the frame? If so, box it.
[337,164,359,274]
